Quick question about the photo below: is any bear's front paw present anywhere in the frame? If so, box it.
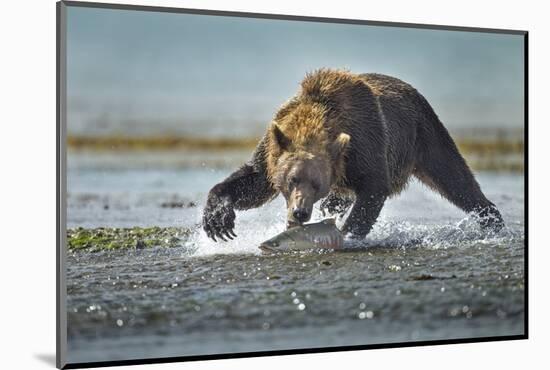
[202,193,237,242]
[320,194,354,217]
[341,221,370,240]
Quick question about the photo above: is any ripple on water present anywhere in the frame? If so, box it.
[66,173,524,362]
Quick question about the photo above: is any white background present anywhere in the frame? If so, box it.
[1,0,547,368]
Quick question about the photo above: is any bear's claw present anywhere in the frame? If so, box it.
[203,193,237,242]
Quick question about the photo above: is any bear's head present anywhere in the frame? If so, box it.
[267,123,350,228]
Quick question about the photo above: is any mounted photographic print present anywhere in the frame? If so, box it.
[57,1,527,368]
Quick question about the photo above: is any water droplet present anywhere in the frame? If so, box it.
[297,303,306,311]
[171,283,178,288]
[359,302,366,310]
[440,287,446,292]
[353,291,359,297]
[194,305,201,312]
[366,311,374,319]
[482,291,487,297]
[262,322,270,330]
[358,312,366,319]
[293,298,300,305]
[291,291,297,297]
[86,304,102,313]
[396,290,401,295]
[116,319,123,327]
[462,305,469,313]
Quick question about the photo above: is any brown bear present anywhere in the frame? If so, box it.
[202,69,504,241]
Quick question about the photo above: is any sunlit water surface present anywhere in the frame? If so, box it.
[66,154,525,363]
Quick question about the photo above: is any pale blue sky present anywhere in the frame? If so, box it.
[67,6,525,137]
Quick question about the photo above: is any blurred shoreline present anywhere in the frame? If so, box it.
[67,129,524,172]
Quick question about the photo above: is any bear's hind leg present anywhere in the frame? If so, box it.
[414,124,504,231]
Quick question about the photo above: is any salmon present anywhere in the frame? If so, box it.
[259,219,344,253]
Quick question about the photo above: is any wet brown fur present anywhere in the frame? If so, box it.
[202,69,504,241]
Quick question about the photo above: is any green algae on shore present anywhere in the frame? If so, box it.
[67,227,192,252]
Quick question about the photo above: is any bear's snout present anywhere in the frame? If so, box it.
[292,207,310,223]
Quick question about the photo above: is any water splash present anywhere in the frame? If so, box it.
[184,193,523,257]
[186,197,289,256]
[354,215,522,250]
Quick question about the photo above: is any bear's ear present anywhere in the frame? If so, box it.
[270,124,292,152]
[330,133,350,161]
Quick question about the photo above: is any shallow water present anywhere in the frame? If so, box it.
[66,153,525,363]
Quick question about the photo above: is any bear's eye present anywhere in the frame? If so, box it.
[289,176,299,186]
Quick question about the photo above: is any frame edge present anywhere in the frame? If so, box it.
[61,0,527,35]
[57,1,68,368]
